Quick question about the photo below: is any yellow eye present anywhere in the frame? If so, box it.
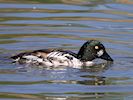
[95,46,99,49]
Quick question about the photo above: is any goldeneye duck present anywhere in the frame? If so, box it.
[11,40,113,68]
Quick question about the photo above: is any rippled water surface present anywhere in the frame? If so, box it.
[0,0,133,100]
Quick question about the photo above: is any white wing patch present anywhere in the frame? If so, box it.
[23,55,43,63]
[46,51,83,68]
[23,55,39,60]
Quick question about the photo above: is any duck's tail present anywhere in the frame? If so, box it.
[11,52,31,64]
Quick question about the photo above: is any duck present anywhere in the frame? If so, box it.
[11,40,113,68]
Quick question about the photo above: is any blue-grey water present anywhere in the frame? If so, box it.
[0,0,133,100]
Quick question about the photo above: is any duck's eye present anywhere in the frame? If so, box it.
[95,46,99,50]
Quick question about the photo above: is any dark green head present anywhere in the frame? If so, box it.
[77,40,113,62]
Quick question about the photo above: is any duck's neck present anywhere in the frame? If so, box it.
[77,43,96,61]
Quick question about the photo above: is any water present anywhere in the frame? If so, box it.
[0,0,133,99]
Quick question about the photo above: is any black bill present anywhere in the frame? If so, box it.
[100,51,113,61]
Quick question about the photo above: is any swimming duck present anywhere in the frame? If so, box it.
[11,40,113,68]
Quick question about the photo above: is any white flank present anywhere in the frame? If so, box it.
[47,51,83,68]
[23,55,39,60]
[23,55,43,63]
[20,52,94,68]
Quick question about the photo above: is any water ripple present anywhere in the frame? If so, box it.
[0,0,133,99]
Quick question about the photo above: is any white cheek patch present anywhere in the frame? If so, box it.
[97,50,104,57]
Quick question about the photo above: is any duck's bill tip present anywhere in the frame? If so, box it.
[100,52,113,62]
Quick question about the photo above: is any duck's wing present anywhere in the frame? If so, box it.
[11,49,56,64]
[11,49,81,67]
